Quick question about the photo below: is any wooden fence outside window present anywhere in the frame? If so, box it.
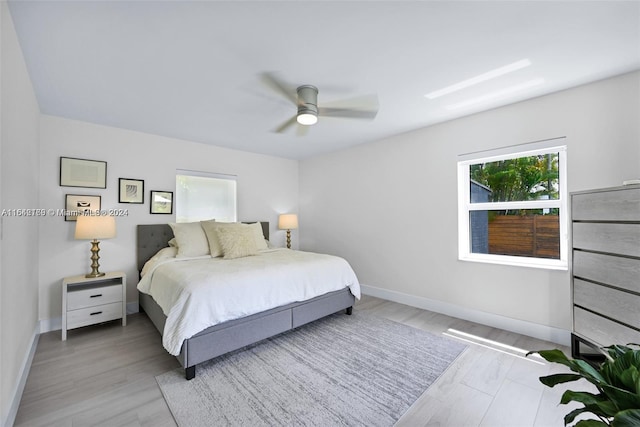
[488,215,560,259]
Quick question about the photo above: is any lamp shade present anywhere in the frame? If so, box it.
[75,215,116,240]
[278,214,298,230]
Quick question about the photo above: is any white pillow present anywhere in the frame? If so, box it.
[201,220,233,257]
[248,222,269,251]
[169,222,210,258]
[216,226,258,259]
[141,246,177,277]
[201,221,269,256]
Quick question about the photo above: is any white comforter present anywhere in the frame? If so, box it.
[137,248,361,355]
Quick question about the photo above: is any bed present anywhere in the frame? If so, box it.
[137,222,359,380]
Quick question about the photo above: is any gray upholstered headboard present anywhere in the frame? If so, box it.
[136,222,269,273]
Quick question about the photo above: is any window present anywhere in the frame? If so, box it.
[175,169,237,223]
[457,138,567,269]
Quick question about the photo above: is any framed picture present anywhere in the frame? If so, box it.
[64,194,101,221]
[150,191,173,214]
[119,178,144,204]
[60,157,107,189]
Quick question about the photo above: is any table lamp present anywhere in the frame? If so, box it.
[75,215,116,278]
[278,214,298,249]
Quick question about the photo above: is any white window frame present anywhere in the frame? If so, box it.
[175,169,237,223]
[457,138,568,270]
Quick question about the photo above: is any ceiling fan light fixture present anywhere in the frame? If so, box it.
[296,85,319,126]
[297,112,318,125]
[263,75,378,133]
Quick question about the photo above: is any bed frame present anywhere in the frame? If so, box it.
[137,222,355,380]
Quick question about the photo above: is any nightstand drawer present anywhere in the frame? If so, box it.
[67,302,123,329]
[67,284,123,310]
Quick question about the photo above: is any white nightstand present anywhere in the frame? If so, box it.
[62,271,127,340]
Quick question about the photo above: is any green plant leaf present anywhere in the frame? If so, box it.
[560,390,604,406]
[565,407,612,426]
[572,359,607,384]
[594,401,620,418]
[534,346,640,426]
[612,409,640,427]
[605,345,639,361]
[529,349,573,366]
[617,367,640,392]
[606,345,631,359]
[539,373,584,387]
[612,352,638,375]
[530,350,606,383]
[564,405,613,425]
[600,384,640,411]
[565,407,590,424]
[560,391,618,418]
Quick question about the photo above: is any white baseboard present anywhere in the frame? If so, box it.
[3,325,39,427]
[126,301,139,315]
[39,316,61,334]
[360,284,571,347]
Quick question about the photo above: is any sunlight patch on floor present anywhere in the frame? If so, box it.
[443,328,546,365]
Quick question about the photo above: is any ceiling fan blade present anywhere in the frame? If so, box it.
[273,115,298,133]
[261,72,297,105]
[321,94,379,110]
[318,107,378,120]
[319,93,378,120]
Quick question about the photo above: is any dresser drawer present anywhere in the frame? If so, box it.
[573,223,640,257]
[573,251,640,293]
[572,187,640,221]
[67,284,123,310]
[574,279,640,330]
[574,306,640,348]
[67,302,123,330]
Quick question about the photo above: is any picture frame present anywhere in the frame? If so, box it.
[64,194,101,221]
[60,157,107,189]
[150,191,173,215]
[119,178,144,204]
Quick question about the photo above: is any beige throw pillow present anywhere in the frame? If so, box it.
[201,221,268,257]
[248,222,269,251]
[169,222,210,258]
[201,220,235,257]
[216,226,258,259]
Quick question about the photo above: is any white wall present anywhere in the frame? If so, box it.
[38,116,299,326]
[1,2,41,425]
[299,71,640,342]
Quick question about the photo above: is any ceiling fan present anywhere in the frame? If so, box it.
[261,73,379,134]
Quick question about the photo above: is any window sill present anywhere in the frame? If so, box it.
[459,254,568,271]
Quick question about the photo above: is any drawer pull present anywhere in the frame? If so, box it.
[90,294,103,298]
[90,311,103,316]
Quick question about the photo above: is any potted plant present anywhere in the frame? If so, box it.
[528,344,640,426]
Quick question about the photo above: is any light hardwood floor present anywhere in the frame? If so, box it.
[15,295,591,426]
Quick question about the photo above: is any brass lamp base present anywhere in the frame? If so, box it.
[85,272,106,278]
[85,239,105,278]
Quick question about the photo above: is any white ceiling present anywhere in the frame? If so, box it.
[8,1,640,159]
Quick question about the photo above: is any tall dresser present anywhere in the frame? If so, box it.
[571,184,640,357]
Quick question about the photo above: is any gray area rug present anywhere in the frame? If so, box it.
[156,312,467,427]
